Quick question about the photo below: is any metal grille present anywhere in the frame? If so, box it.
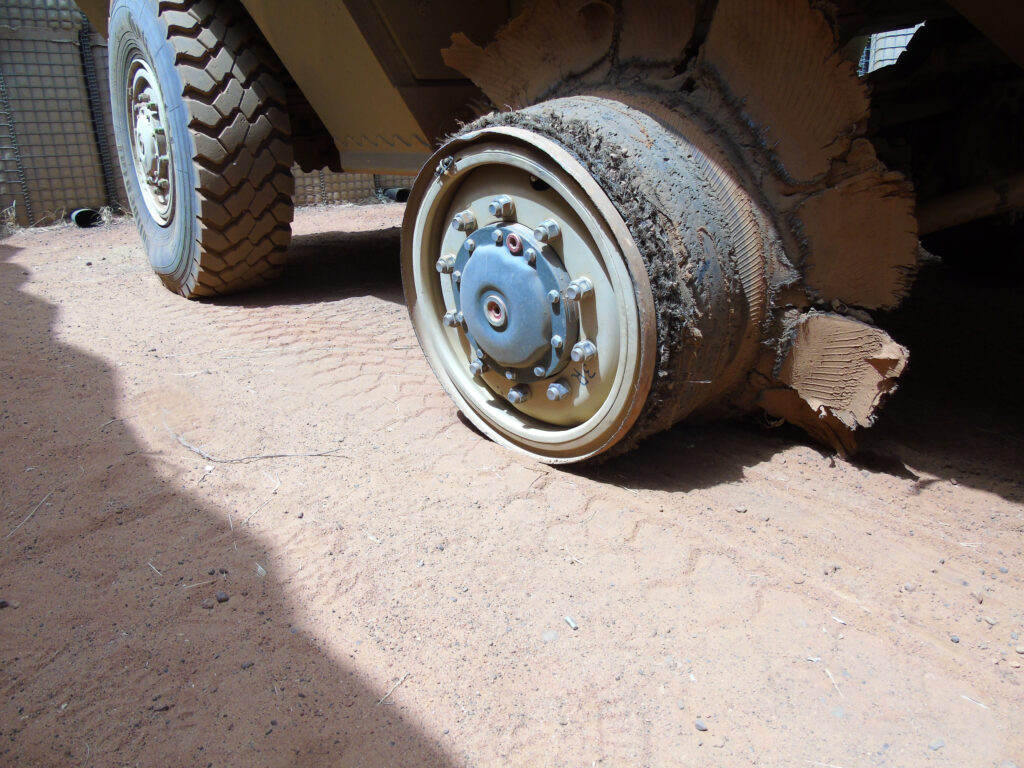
[1,1,415,228]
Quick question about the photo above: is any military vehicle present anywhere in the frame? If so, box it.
[77,0,1023,462]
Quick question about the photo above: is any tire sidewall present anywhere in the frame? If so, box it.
[109,0,199,291]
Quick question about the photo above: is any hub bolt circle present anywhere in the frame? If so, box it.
[565,277,594,301]
[534,219,560,243]
[546,380,571,401]
[570,340,597,363]
[507,385,530,404]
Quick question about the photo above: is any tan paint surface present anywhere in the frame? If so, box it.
[241,0,430,173]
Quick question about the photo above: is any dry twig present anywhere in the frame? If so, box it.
[167,428,346,464]
[5,491,53,539]
[377,673,410,705]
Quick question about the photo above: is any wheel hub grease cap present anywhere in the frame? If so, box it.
[455,223,577,381]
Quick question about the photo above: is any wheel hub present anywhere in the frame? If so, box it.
[452,222,578,381]
[127,57,173,225]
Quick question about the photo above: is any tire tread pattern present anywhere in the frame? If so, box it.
[158,0,293,297]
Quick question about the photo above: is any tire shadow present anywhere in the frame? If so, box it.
[0,244,452,766]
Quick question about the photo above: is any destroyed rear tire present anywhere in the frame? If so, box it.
[403,96,775,463]
[109,0,294,297]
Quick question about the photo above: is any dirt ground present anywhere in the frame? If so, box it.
[1,204,1021,767]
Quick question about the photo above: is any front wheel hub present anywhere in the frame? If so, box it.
[455,222,578,382]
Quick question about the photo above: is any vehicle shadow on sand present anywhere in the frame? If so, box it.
[0,243,453,766]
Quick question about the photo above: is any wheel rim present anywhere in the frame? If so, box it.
[404,127,656,463]
[125,54,174,226]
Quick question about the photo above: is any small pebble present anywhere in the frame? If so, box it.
[218,568,228,575]
[241,661,254,670]
[999,566,1008,574]
[208,568,216,575]
[985,617,997,626]
[297,512,304,519]
[215,591,229,603]
[939,558,945,564]
[1014,646,1024,655]
[201,598,214,610]
[0,600,8,609]
[904,583,915,593]
[695,720,708,732]
[950,635,960,644]
[929,739,945,751]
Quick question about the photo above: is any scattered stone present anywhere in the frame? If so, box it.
[677,700,685,711]
[1014,646,1024,655]
[208,568,216,575]
[951,635,960,644]
[241,661,254,670]
[695,720,708,732]
[201,598,214,610]
[215,591,229,604]
[971,591,984,604]
[939,558,945,564]
[929,739,945,751]
[734,507,747,514]
[1012,633,1019,641]
[999,566,1009,574]
[904,583,916,593]
[297,512,304,519]
[0,600,8,609]
[218,568,228,575]
[985,617,997,626]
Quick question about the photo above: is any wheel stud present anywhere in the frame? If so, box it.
[469,359,487,376]
[570,340,597,362]
[451,210,476,232]
[507,385,530,404]
[488,195,515,220]
[436,254,456,273]
[525,248,537,266]
[547,289,560,306]
[565,277,594,301]
[465,239,476,254]
[534,219,560,243]
[551,335,563,350]
[442,312,458,327]
[533,365,546,377]
[492,229,504,246]
[546,380,571,401]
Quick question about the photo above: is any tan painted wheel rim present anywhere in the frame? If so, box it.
[125,54,174,226]
[403,127,656,463]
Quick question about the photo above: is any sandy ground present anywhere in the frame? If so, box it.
[1,204,1022,768]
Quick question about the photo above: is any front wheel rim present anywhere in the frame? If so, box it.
[125,53,174,226]
[403,127,656,463]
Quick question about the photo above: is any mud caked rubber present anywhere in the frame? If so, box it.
[109,0,294,297]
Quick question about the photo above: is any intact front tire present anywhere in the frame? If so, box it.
[109,0,294,297]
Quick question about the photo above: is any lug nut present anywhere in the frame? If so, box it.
[525,248,538,266]
[436,254,456,273]
[488,195,515,220]
[451,210,476,232]
[534,219,560,243]
[570,340,597,362]
[565,277,594,301]
[550,335,563,350]
[492,229,504,246]
[465,239,476,254]
[505,370,517,381]
[547,290,560,306]
[455,311,465,325]
[469,359,487,376]
[507,385,530,404]
[442,312,458,327]
[546,380,571,401]
[533,365,546,377]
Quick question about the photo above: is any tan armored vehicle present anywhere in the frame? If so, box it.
[78,0,1023,462]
